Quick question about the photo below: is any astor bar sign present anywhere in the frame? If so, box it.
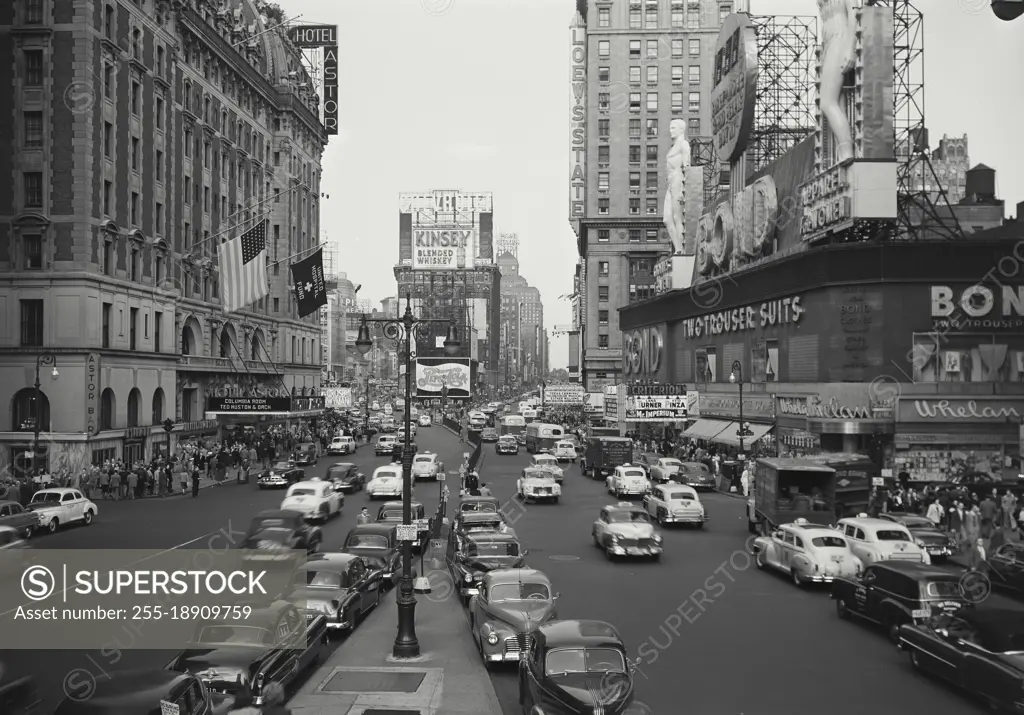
[902,399,1024,423]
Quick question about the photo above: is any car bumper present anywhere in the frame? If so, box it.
[523,492,559,500]
[375,449,392,455]
[259,480,288,488]
[608,545,662,557]
[661,514,707,523]
[924,546,952,557]
[412,472,437,480]
[481,646,524,663]
[616,487,649,496]
[295,459,316,465]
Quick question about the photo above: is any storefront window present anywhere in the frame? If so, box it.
[92,448,117,466]
[895,446,1007,483]
[911,333,1024,382]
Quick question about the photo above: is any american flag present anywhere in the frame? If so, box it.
[219,220,269,314]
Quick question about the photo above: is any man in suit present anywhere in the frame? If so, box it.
[948,501,967,548]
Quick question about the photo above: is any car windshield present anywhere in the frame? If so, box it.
[545,648,626,675]
[489,582,550,602]
[289,488,316,496]
[298,570,347,589]
[812,536,847,548]
[662,459,682,466]
[536,457,556,465]
[380,510,402,520]
[196,625,271,646]
[249,528,293,546]
[666,491,694,501]
[414,456,433,462]
[327,468,354,478]
[875,529,911,542]
[683,464,710,473]
[608,511,650,524]
[622,470,646,478]
[30,493,61,504]
[347,534,389,549]
[462,503,497,512]
[375,472,400,480]
[923,581,961,599]
[464,519,502,530]
[272,462,292,471]
[897,516,935,529]
[467,543,519,557]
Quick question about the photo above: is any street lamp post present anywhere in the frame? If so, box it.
[32,354,59,478]
[355,293,460,659]
[728,360,750,459]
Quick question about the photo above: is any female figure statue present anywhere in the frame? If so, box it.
[818,0,858,163]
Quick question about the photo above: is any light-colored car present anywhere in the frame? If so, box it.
[375,435,398,455]
[367,466,404,500]
[469,568,558,665]
[642,483,706,527]
[280,481,343,522]
[753,518,863,586]
[411,452,444,481]
[592,503,663,561]
[418,414,432,427]
[516,469,561,503]
[605,465,652,498]
[649,457,683,483]
[528,454,564,483]
[552,441,577,463]
[327,436,356,455]
[837,515,931,566]
[27,488,98,533]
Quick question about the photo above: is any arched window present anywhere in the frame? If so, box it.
[100,388,115,431]
[181,324,194,355]
[152,387,165,424]
[11,388,49,432]
[127,388,141,427]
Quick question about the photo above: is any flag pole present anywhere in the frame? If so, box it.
[188,182,310,253]
[268,243,325,269]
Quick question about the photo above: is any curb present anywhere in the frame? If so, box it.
[717,488,747,499]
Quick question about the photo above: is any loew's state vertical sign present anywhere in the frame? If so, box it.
[569,16,586,223]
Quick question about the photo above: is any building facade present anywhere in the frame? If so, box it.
[0,0,326,476]
[571,0,730,393]
[496,251,545,388]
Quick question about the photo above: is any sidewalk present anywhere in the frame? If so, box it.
[83,476,228,502]
[290,540,503,715]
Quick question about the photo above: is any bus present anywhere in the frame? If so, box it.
[525,422,565,454]
[500,414,526,441]
[521,408,538,423]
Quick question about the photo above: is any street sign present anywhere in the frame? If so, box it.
[396,524,418,541]
[438,473,446,481]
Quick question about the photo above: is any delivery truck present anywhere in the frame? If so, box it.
[581,436,633,479]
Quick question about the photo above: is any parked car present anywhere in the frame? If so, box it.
[495,436,519,455]
[342,523,403,588]
[982,542,1024,598]
[167,603,326,703]
[326,463,365,493]
[447,530,527,603]
[53,670,232,715]
[367,466,403,500]
[26,489,97,533]
[592,502,663,561]
[879,512,954,563]
[293,442,318,466]
[0,500,39,538]
[752,518,861,586]
[327,436,356,455]
[288,553,383,635]
[459,495,501,513]
[518,620,638,715]
[642,483,707,527]
[280,481,343,522]
[241,510,321,559]
[469,568,558,666]
[376,501,431,544]
[832,561,970,643]
[258,461,304,490]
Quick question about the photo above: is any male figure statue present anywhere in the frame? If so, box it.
[663,118,690,255]
[818,0,858,163]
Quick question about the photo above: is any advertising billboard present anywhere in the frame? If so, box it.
[205,397,292,415]
[624,384,690,423]
[569,16,586,224]
[544,383,585,405]
[412,228,475,269]
[415,357,472,399]
[324,387,353,409]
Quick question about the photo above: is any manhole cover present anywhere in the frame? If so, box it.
[321,671,425,693]
[548,555,580,561]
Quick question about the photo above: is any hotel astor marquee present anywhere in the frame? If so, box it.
[617,8,1024,481]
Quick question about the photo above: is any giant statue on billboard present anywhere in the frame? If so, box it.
[818,0,858,163]
[663,119,691,255]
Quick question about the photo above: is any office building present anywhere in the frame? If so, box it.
[497,251,545,387]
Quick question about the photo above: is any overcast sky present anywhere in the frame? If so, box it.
[281,0,1024,370]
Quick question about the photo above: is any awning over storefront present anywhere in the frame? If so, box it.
[711,422,774,448]
[682,419,732,441]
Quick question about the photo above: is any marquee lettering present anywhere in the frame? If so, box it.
[778,396,872,420]
[931,285,1024,319]
[622,328,663,377]
[681,296,803,338]
[913,400,1021,421]
[569,24,586,219]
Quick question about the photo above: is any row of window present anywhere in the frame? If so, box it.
[596,5,730,32]
[598,65,701,85]
[598,90,700,113]
[598,117,701,139]
[596,197,664,216]
[596,38,711,62]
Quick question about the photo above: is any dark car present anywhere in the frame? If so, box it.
[454,511,511,539]
[241,510,321,558]
[480,427,500,443]
[377,501,431,544]
[635,452,661,477]
[54,670,232,715]
[459,495,501,513]
[294,442,318,466]
[0,667,40,715]
[879,512,954,563]
[258,461,304,489]
[342,523,403,588]
[392,438,417,461]
[518,620,637,715]
[495,435,519,455]
[447,530,526,603]
[326,463,365,493]
[987,542,1024,598]
[898,608,1024,711]
[832,561,970,643]
[0,500,39,538]
[288,553,383,635]
[167,604,326,703]
[675,461,717,490]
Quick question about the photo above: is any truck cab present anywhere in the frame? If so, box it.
[747,458,837,535]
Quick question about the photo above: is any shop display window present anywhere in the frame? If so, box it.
[895,446,1005,483]
[911,333,1024,382]
[92,448,117,466]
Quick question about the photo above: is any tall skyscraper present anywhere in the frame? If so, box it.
[570,0,729,391]
[497,252,544,387]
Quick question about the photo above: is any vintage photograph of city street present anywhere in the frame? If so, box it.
[1,0,1024,713]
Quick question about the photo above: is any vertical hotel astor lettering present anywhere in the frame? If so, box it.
[569,21,586,220]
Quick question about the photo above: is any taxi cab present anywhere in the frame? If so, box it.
[605,465,652,498]
[752,518,861,587]
[642,482,706,527]
[836,515,930,566]
[552,440,577,463]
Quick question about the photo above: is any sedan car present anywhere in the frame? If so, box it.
[528,454,564,483]
[897,608,1024,710]
[459,495,501,513]
[454,511,514,538]
[325,463,365,493]
[552,441,577,463]
[592,503,663,561]
[241,510,322,559]
[642,483,706,527]
[411,452,444,481]
[752,518,861,586]
[517,469,560,504]
[327,436,356,455]
[375,435,398,456]
[495,436,519,455]
[342,524,402,588]
[636,452,661,477]
[418,414,432,427]
[53,671,233,715]
[258,461,304,490]
[377,501,431,544]
[293,442,319,466]
[447,531,527,602]
[289,554,383,634]
[26,489,97,533]
[0,500,39,538]
[469,568,558,666]
[879,512,954,563]
[675,461,717,490]
[648,457,683,483]
[518,620,638,715]
[167,603,326,704]
[280,481,343,522]
[987,542,1024,597]
[367,466,404,500]
[480,427,500,443]
[605,466,652,498]
[837,516,930,565]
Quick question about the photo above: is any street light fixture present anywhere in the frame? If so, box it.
[354,293,460,659]
[728,360,753,460]
[32,353,58,478]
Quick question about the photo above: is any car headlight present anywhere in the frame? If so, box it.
[463,573,473,583]
[487,632,499,645]
[553,486,561,494]
[609,534,619,542]
[915,539,925,548]
[651,533,662,543]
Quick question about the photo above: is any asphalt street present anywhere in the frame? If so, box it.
[11,422,1016,715]
[6,424,458,715]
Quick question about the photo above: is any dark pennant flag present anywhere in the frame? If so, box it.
[290,248,329,318]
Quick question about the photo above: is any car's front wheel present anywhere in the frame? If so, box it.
[83,510,94,525]
[47,518,59,533]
